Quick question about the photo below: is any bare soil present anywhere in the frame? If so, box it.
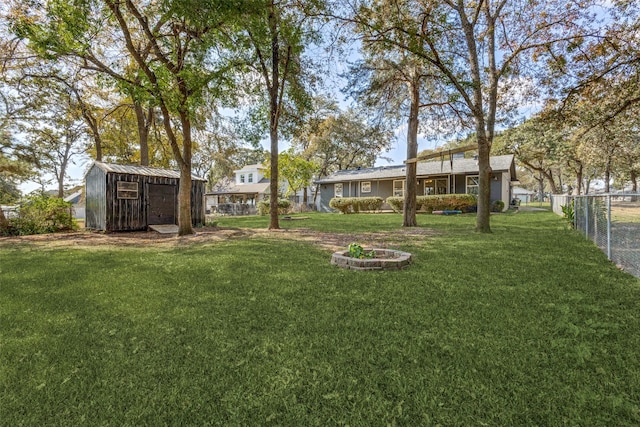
[0,226,437,252]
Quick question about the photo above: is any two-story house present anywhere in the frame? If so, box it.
[205,164,271,215]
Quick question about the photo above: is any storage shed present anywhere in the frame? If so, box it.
[85,162,206,231]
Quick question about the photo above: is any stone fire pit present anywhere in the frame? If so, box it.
[331,248,412,271]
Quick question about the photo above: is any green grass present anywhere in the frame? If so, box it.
[2,211,640,426]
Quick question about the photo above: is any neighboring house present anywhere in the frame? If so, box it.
[205,164,270,215]
[314,154,517,212]
[206,163,311,215]
[64,190,85,219]
[512,187,536,204]
[85,162,206,231]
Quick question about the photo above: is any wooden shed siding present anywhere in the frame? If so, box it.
[86,162,206,231]
[190,180,205,226]
[105,173,177,231]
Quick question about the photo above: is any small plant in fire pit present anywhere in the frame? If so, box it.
[348,243,376,259]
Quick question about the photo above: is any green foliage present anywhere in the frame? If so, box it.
[492,200,505,212]
[386,194,478,213]
[264,150,318,197]
[0,176,21,204]
[1,193,75,236]
[329,197,384,214]
[257,199,291,216]
[348,242,376,259]
[561,201,575,228]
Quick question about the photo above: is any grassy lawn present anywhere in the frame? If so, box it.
[2,211,640,425]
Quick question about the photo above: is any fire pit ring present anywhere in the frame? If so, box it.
[331,248,412,271]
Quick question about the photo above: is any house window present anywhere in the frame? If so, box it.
[424,177,448,195]
[393,180,405,197]
[466,175,479,195]
[361,181,371,193]
[240,174,245,183]
[248,173,253,183]
[117,181,138,199]
[334,183,343,198]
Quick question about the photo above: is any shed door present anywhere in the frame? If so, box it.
[148,184,177,225]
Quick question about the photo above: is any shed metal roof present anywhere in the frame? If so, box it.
[89,161,207,181]
[315,155,515,184]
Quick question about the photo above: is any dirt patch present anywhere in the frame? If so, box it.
[0,226,438,252]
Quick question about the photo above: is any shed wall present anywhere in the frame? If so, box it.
[86,167,205,231]
[85,165,107,230]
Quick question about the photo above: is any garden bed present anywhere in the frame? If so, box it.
[331,248,412,270]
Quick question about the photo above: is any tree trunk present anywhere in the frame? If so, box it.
[403,78,419,227]
[269,125,279,229]
[604,156,612,193]
[268,7,280,230]
[631,170,637,192]
[0,206,8,232]
[575,163,583,195]
[476,133,492,233]
[538,171,545,202]
[177,111,194,236]
[134,104,151,166]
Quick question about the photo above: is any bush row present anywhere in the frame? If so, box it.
[329,197,384,214]
[1,194,76,236]
[386,194,478,213]
[257,199,292,216]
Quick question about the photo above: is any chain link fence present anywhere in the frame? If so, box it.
[551,194,640,278]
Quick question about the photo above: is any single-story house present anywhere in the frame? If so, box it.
[512,187,536,204]
[314,154,517,212]
[85,162,206,231]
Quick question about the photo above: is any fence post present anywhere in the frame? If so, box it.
[585,196,589,238]
[607,194,612,260]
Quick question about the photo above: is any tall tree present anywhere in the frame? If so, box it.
[348,36,452,226]
[11,0,244,235]
[340,0,593,232]
[229,0,321,229]
[293,108,393,203]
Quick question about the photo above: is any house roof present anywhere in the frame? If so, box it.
[234,163,266,173]
[88,161,207,181]
[315,155,516,184]
[207,177,270,195]
[513,187,536,195]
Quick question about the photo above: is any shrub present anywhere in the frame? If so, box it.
[491,200,505,212]
[0,194,75,236]
[561,200,575,228]
[329,197,384,214]
[386,194,478,213]
[257,199,292,216]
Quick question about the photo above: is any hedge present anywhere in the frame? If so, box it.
[386,194,478,213]
[257,199,292,216]
[0,194,75,236]
[329,197,384,214]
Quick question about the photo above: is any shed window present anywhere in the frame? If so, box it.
[361,181,371,193]
[334,183,343,198]
[117,181,139,199]
[466,176,479,195]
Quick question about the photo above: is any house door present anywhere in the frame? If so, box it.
[148,184,177,225]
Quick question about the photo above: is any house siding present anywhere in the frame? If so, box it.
[314,155,516,212]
